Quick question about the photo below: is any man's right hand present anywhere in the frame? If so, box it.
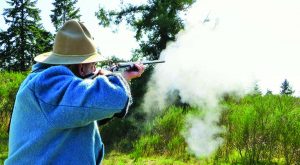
[122,63,145,81]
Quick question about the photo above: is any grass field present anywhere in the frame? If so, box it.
[103,152,202,165]
[0,145,208,165]
[0,138,8,164]
[0,132,289,165]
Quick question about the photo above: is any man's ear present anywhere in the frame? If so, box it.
[77,64,85,77]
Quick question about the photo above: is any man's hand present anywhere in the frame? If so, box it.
[97,69,112,76]
[122,63,145,81]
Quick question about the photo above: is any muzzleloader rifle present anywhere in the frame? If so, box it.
[110,60,165,72]
[84,60,165,79]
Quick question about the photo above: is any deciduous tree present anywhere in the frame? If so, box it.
[95,0,196,150]
[96,0,195,60]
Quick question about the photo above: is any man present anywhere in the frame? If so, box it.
[5,20,144,164]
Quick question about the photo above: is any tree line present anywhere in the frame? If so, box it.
[252,79,295,96]
[0,0,81,71]
[0,0,194,71]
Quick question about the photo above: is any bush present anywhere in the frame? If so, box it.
[131,106,198,160]
[99,68,154,153]
[99,118,142,153]
[0,71,27,162]
[0,71,27,123]
[218,94,300,164]
[0,71,27,129]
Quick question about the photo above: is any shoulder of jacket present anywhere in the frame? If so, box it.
[43,65,74,76]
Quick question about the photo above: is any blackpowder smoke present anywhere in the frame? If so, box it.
[142,0,300,157]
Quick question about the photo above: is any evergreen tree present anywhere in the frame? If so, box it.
[253,82,262,95]
[0,29,12,70]
[0,0,53,71]
[280,79,295,95]
[50,0,81,31]
[96,0,195,60]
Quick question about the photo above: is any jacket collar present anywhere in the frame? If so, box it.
[31,63,56,73]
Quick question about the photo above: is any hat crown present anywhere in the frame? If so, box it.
[53,20,96,56]
[34,20,106,64]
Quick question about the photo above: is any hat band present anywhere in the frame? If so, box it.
[51,52,99,57]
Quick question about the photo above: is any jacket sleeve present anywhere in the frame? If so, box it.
[33,66,132,129]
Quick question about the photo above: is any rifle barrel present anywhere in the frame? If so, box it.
[118,60,165,67]
[141,60,165,65]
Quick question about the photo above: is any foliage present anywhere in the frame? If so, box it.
[101,93,300,164]
[99,117,141,153]
[218,94,300,164]
[50,0,81,31]
[96,2,197,150]
[0,0,53,71]
[99,68,155,154]
[103,151,200,165]
[280,79,295,95]
[0,150,8,165]
[99,106,193,159]
[265,89,273,95]
[0,71,27,123]
[100,91,300,164]
[96,2,197,148]
[252,82,262,95]
[0,71,27,163]
[95,1,197,139]
[131,106,196,160]
[96,0,195,60]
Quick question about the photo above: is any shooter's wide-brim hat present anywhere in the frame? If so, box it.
[34,20,106,64]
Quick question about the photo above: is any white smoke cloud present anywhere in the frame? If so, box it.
[142,0,300,158]
[184,110,224,157]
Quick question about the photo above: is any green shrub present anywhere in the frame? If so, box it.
[0,71,27,121]
[218,94,300,164]
[99,118,142,153]
[131,106,198,160]
[0,71,27,162]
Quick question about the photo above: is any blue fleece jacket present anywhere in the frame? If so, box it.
[5,63,132,165]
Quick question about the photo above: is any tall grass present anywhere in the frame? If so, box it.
[121,94,300,164]
[218,94,300,164]
[0,71,27,124]
[0,71,27,163]
[131,106,200,161]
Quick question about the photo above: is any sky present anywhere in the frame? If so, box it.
[182,0,300,96]
[1,0,300,95]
